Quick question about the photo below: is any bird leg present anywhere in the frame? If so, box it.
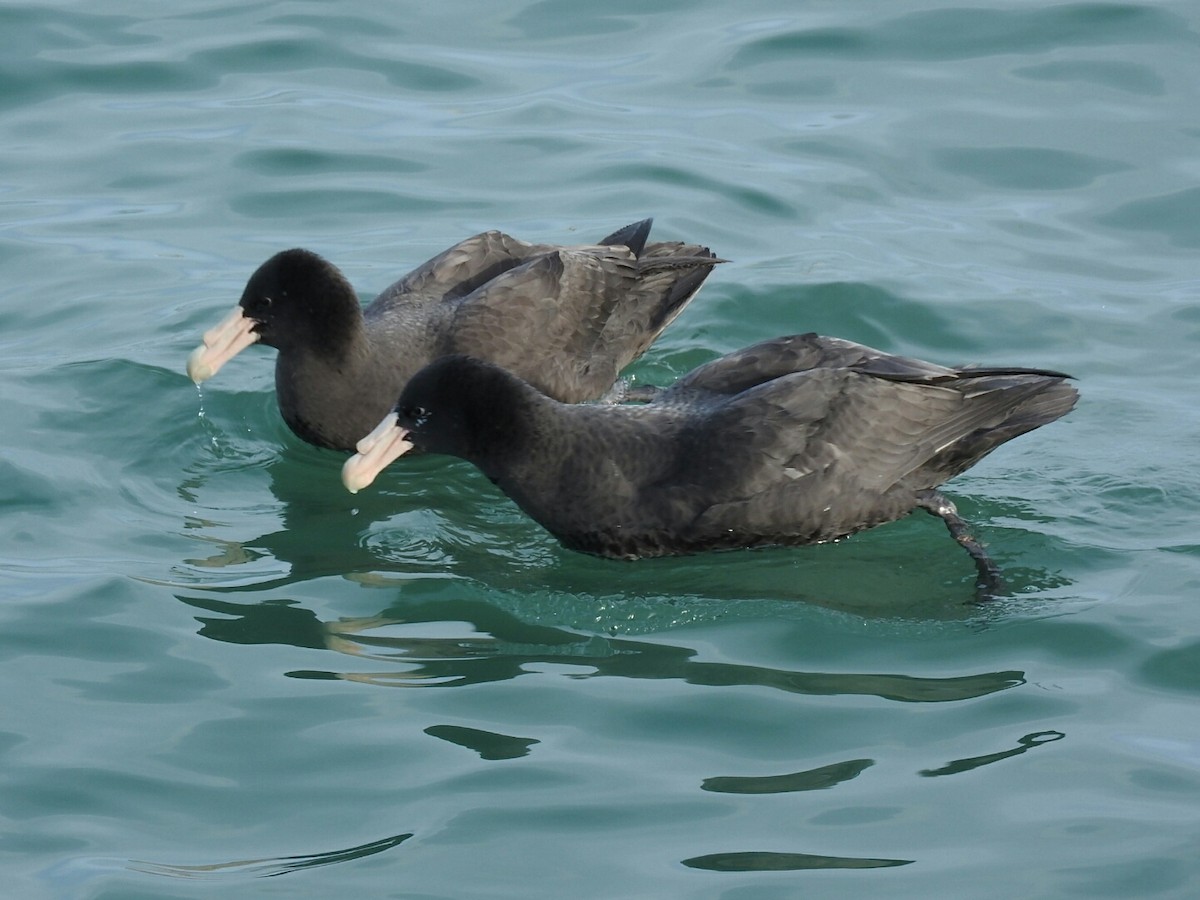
[915,490,1004,600]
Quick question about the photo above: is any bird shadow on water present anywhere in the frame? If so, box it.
[170,444,1042,705]
[165,440,1075,705]
[177,590,1027,702]
[165,435,1080,726]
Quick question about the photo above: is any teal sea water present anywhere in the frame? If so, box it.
[3,1,1199,897]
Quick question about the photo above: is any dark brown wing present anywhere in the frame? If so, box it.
[367,231,554,314]
[681,360,1074,543]
[439,248,638,399]
[662,333,963,403]
[443,245,719,403]
[366,219,657,314]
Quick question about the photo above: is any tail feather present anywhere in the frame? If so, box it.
[923,378,1079,482]
[976,379,1079,443]
[956,364,1075,380]
[629,252,720,341]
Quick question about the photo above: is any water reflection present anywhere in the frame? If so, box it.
[682,850,913,871]
[130,832,412,879]
[180,595,1024,702]
[702,758,874,794]
[919,730,1066,777]
[177,443,447,591]
[424,724,539,760]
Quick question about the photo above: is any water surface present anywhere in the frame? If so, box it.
[2,1,1199,898]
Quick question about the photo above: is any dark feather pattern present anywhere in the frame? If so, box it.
[190,219,721,450]
[388,333,1078,561]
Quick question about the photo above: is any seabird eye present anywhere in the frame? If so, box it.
[402,405,429,426]
[245,295,272,319]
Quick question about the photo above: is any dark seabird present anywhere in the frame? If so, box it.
[187,219,720,450]
[342,333,1078,593]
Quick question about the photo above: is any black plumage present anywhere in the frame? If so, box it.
[343,333,1078,586]
[187,219,720,450]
